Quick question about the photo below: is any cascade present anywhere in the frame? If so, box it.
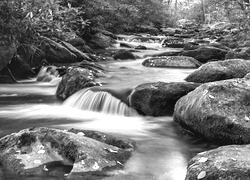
[63,89,137,116]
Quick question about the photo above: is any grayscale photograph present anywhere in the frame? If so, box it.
[0,0,249,179]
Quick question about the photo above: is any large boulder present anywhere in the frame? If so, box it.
[129,82,200,116]
[226,47,250,60]
[185,59,250,83]
[40,37,90,64]
[142,56,201,69]
[0,127,135,178]
[67,37,94,54]
[174,78,250,144]
[0,35,17,72]
[8,55,35,80]
[162,37,185,48]
[41,37,78,63]
[113,50,136,60]
[181,46,228,63]
[60,41,91,61]
[15,44,45,68]
[0,67,17,83]
[186,145,250,180]
[87,32,115,50]
[56,67,99,100]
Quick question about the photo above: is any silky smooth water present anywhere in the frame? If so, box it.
[0,36,216,180]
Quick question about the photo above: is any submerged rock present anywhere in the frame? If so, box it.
[181,46,228,63]
[0,127,135,178]
[120,42,134,48]
[174,78,250,144]
[129,82,200,116]
[113,50,136,60]
[186,59,250,83]
[186,145,250,180]
[56,67,99,100]
[142,56,201,68]
[135,45,147,50]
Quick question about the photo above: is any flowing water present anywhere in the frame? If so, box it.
[0,35,216,180]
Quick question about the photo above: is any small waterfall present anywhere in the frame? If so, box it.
[36,66,61,85]
[63,89,137,116]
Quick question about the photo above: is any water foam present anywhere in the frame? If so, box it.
[63,89,137,116]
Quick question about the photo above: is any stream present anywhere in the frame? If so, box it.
[0,35,216,180]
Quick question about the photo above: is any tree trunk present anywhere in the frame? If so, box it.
[201,0,206,23]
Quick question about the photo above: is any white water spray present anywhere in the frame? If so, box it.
[63,89,137,116]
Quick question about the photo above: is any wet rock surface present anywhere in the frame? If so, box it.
[135,45,147,50]
[162,37,185,48]
[0,35,17,72]
[8,55,36,80]
[142,56,201,69]
[186,59,250,83]
[0,127,135,178]
[174,78,250,144]
[129,82,200,116]
[36,66,59,82]
[40,37,91,64]
[113,50,136,60]
[56,67,100,100]
[0,67,17,83]
[186,145,250,180]
[181,46,228,63]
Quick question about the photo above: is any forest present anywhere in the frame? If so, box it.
[0,0,250,180]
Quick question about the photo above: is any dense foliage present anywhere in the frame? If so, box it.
[0,0,89,44]
[64,0,169,33]
[0,0,170,46]
[176,0,249,31]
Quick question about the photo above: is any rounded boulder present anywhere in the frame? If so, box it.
[174,78,250,144]
[129,82,200,116]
